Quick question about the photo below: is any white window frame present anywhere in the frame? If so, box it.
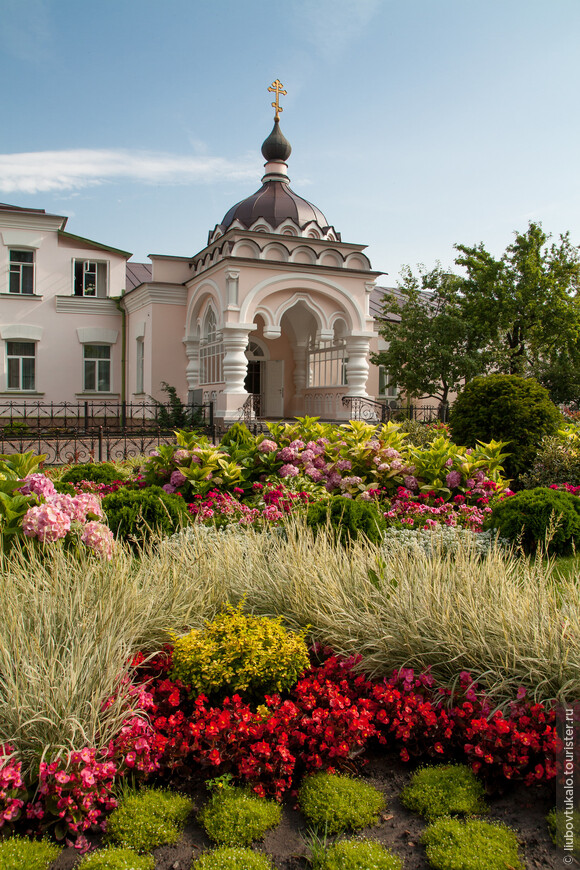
[136,338,144,394]
[83,344,111,392]
[6,341,36,390]
[9,249,35,295]
[378,365,398,399]
[73,259,108,297]
[199,307,224,385]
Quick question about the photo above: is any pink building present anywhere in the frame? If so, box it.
[0,118,396,422]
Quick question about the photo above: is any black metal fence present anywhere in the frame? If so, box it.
[342,396,450,423]
[0,400,215,464]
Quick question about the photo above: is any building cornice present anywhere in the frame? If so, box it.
[121,283,188,313]
[0,213,65,233]
[186,256,384,287]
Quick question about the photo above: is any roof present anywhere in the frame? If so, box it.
[219,180,332,234]
[125,262,152,291]
[58,230,132,258]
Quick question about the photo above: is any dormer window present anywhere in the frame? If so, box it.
[74,260,108,297]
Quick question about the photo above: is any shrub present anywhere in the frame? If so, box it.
[306,498,386,547]
[546,807,580,858]
[79,846,154,870]
[400,764,487,820]
[449,374,561,479]
[61,462,122,485]
[298,773,385,835]
[170,601,309,701]
[219,422,257,453]
[519,435,580,488]
[102,485,188,545]
[199,785,281,846]
[483,486,580,555]
[421,817,524,870]
[192,846,274,869]
[321,839,403,870]
[0,836,62,870]
[106,787,193,853]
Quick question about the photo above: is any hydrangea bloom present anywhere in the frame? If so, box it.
[446,471,462,489]
[279,463,299,478]
[173,449,191,463]
[23,503,71,542]
[19,473,56,498]
[81,522,115,560]
[170,470,187,487]
[258,439,278,454]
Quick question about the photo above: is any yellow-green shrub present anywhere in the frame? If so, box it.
[170,602,310,701]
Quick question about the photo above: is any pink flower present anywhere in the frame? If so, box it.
[173,449,191,463]
[336,459,352,471]
[81,522,115,560]
[258,439,278,454]
[18,473,56,498]
[446,471,462,489]
[277,446,297,462]
[22,504,71,542]
[170,470,187,487]
[403,475,419,491]
[279,464,299,478]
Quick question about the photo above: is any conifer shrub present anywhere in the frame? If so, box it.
[400,764,487,820]
[192,847,274,869]
[106,787,193,853]
[219,422,257,452]
[79,846,154,870]
[483,486,580,555]
[199,785,282,846]
[170,602,309,702]
[321,839,403,870]
[61,462,122,485]
[421,817,524,870]
[0,836,62,870]
[102,485,188,546]
[306,497,386,547]
[298,773,386,835]
[519,436,580,488]
[449,374,561,479]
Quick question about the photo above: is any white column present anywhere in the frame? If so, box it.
[219,324,253,420]
[183,337,200,393]
[345,334,372,397]
[225,269,240,307]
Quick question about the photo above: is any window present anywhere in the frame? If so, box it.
[199,308,224,385]
[378,366,398,399]
[84,344,111,392]
[136,338,144,394]
[9,250,34,295]
[74,260,108,297]
[7,341,35,390]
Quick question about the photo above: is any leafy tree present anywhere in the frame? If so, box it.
[371,265,486,407]
[454,222,580,391]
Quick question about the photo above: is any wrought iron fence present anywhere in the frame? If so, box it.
[342,396,450,423]
[0,400,215,464]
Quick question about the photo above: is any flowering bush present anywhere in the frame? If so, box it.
[0,745,27,831]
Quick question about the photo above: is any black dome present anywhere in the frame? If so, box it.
[220,181,330,232]
[261,120,292,161]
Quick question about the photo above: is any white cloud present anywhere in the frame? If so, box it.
[0,148,259,194]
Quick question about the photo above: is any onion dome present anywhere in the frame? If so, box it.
[217,120,336,236]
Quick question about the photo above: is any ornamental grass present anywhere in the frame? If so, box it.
[0,516,578,771]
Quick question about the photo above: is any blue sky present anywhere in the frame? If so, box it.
[1,0,579,283]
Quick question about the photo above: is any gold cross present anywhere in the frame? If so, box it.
[268,79,287,122]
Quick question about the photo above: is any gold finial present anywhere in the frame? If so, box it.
[268,79,287,122]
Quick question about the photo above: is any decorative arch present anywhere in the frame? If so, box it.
[239,273,366,332]
[319,249,345,268]
[232,239,261,259]
[290,245,317,265]
[184,279,222,341]
[261,242,290,262]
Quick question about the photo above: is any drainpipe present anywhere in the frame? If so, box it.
[113,293,127,421]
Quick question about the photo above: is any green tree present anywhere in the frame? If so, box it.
[371,264,486,407]
[454,222,580,391]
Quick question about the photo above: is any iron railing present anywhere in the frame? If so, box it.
[0,400,213,434]
[342,396,450,423]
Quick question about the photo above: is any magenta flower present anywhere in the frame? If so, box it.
[279,464,299,478]
[445,471,462,489]
[170,470,187,487]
